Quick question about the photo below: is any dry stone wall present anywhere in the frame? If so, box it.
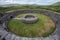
[0,9,60,40]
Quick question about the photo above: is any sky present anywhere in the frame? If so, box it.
[0,0,60,5]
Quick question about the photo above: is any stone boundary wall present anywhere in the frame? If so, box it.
[0,9,60,23]
[0,9,60,40]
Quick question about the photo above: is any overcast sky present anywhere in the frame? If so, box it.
[0,0,60,5]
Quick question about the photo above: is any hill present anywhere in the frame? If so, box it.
[0,4,21,7]
[51,2,60,6]
[0,2,60,13]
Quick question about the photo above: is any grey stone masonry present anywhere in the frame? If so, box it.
[20,14,39,24]
[0,9,60,40]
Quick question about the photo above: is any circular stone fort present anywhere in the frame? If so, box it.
[0,9,60,40]
[19,14,39,24]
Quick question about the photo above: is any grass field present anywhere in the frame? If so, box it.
[7,13,55,37]
[0,5,60,13]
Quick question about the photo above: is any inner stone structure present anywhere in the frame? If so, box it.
[21,14,39,24]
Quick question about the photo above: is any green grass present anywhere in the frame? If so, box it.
[7,13,55,37]
[0,5,60,13]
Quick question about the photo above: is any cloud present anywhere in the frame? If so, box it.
[0,0,60,5]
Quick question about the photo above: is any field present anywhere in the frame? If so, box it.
[0,5,60,13]
[7,13,55,37]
